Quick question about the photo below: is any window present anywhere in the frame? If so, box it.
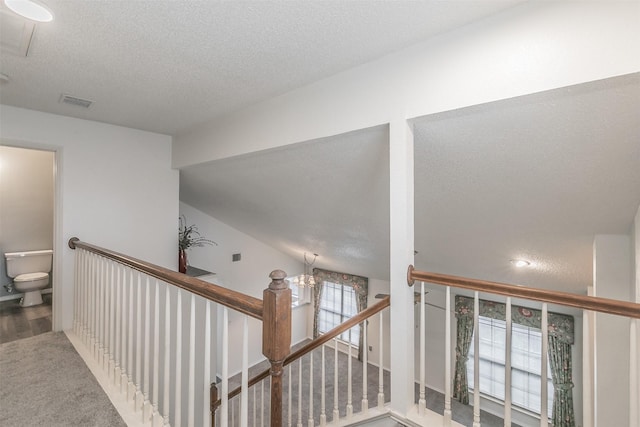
[468,316,553,418]
[317,281,359,346]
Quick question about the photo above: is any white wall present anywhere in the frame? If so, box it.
[179,202,308,376]
[0,146,54,298]
[593,234,633,427]
[364,278,391,370]
[0,105,178,330]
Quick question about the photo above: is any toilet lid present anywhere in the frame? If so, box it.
[14,272,48,282]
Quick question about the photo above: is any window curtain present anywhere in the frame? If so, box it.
[453,298,474,404]
[312,268,368,361]
[453,295,575,427]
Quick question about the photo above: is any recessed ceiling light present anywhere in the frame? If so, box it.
[510,259,531,268]
[4,0,54,23]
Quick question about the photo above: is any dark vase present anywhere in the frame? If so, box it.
[179,249,187,273]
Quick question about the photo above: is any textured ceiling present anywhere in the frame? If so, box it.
[180,126,390,280]
[414,74,640,294]
[0,0,522,135]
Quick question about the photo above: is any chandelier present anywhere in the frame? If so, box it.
[293,252,317,288]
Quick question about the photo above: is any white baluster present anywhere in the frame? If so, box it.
[152,280,161,426]
[92,254,97,356]
[128,269,136,401]
[241,315,249,427]
[362,319,368,414]
[99,257,105,363]
[86,251,92,345]
[93,253,99,349]
[419,281,426,416]
[261,380,265,427]
[121,267,129,394]
[444,286,452,425]
[114,265,122,388]
[378,310,384,409]
[333,338,339,422]
[473,291,480,427]
[74,249,81,335]
[504,297,512,427]
[220,307,229,427]
[109,262,116,379]
[540,303,549,427]
[297,358,303,427]
[135,272,144,411]
[308,352,313,427]
[75,249,81,335]
[143,276,152,421]
[347,331,353,418]
[80,250,85,340]
[73,248,79,334]
[175,290,183,427]
[163,284,171,426]
[188,294,196,427]
[82,250,88,342]
[320,345,326,426]
[288,364,292,427]
[203,300,211,427]
[102,258,109,369]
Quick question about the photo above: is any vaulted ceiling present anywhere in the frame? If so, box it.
[2,1,638,294]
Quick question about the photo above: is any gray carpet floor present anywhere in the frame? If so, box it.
[0,332,126,427]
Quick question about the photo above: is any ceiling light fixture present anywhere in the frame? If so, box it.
[4,0,54,22]
[511,259,531,268]
[293,252,318,288]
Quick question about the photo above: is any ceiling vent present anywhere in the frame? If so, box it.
[59,94,93,109]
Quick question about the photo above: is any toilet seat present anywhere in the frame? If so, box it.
[14,272,48,282]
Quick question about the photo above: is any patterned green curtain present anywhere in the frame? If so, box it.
[312,268,368,360]
[454,295,575,426]
[453,299,474,404]
[312,280,325,341]
[548,335,575,427]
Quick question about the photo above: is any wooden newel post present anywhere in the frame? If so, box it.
[262,269,292,427]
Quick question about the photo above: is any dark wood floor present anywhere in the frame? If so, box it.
[0,293,52,344]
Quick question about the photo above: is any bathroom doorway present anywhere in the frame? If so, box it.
[0,145,55,344]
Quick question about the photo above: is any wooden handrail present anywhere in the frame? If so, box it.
[408,265,640,319]
[211,295,390,409]
[68,238,263,319]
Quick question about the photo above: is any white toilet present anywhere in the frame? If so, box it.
[4,249,53,307]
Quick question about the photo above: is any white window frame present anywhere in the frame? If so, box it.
[317,280,359,347]
[468,315,554,419]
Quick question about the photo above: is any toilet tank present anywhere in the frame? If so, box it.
[4,250,53,278]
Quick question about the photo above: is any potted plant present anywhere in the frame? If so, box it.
[178,215,216,273]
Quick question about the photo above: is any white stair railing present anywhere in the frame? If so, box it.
[69,239,277,427]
